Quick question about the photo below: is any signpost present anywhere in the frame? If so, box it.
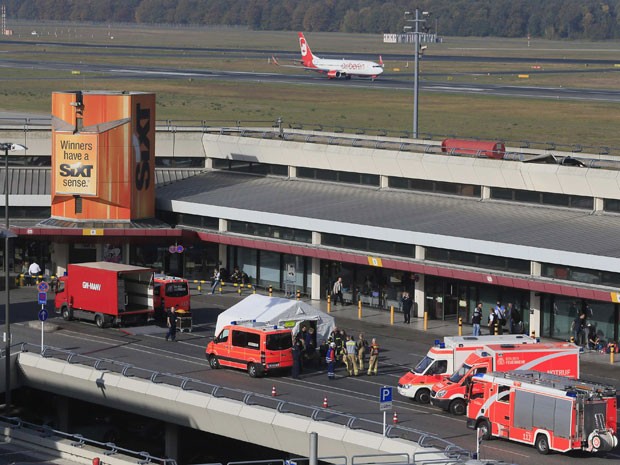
[379,386,393,436]
[37,282,49,355]
[38,308,47,355]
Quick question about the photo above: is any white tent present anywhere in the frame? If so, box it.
[214,294,336,343]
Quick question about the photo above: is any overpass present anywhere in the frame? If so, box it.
[0,344,472,465]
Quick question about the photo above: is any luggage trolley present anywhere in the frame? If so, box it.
[175,309,193,333]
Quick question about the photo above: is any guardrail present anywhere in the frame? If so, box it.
[0,415,177,465]
[19,343,472,461]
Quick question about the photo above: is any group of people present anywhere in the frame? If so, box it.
[210,266,251,294]
[471,301,523,336]
[292,326,380,380]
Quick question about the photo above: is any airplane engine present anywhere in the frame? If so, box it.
[327,70,342,79]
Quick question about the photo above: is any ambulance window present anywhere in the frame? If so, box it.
[474,367,487,376]
[154,285,161,296]
[56,281,65,293]
[267,333,293,350]
[246,332,260,349]
[413,356,433,374]
[231,330,247,347]
[428,360,448,375]
[216,329,229,343]
[497,385,510,403]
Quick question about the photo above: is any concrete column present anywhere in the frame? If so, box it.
[529,291,541,339]
[55,396,69,432]
[289,166,297,178]
[311,232,322,300]
[218,219,228,268]
[531,261,541,277]
[481,186,491,200]
[51,242,69,276]
[593,197,604,211]
[380,175,389,188]
[164,422,179,462]
[218,219,228,232]
[205,157,213,169]
[124,243,131,264]
[414,246,426,317]
[415,245,425,260]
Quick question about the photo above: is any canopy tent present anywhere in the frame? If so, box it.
[214,294,336,343]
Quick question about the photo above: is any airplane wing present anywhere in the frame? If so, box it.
[272,55,317,72]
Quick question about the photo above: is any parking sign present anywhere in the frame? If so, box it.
[379,386,392,411]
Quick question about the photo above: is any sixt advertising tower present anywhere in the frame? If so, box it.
[51,91,156,221]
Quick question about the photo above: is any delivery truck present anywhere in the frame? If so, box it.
[430,342,580,415]
[466,371,617,454]
[397,334,537,403]
[54,262,155,328]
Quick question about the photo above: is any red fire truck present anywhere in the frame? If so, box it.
[397,335,537,403]
[430,342,580,415]
[466,371,618,454]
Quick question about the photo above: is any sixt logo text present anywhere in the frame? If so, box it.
[59,163,93,177]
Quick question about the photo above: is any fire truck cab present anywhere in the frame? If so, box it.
[466,371,618,455]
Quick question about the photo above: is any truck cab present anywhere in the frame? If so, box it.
[153,274,190,320]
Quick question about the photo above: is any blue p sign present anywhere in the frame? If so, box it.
[380,386,392,403]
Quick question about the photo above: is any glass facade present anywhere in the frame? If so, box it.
[212,158,288,176]
[426,247,530,274]
[389,177,481,198]
[229,221,312,243]
[542,263,620,287]
[323,233,415,259]
[490,187,594,210]
[297,167,380,186]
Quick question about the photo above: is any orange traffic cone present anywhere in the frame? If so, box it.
[323,396,328,408]
[393,411,398,424]
[271,385,277,397]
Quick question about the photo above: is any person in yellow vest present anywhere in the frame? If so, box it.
[345,335,358,376]
[367,338,379,375]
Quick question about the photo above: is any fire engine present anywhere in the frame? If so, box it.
[466,371,618,454]
[430,342,580,415]
[397,335,537,403]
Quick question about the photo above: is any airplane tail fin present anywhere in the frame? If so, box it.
[298,32,316,68]
[271,55,280,66]
[379,55,384,67]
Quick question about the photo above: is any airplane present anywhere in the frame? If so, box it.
[273,32,384,81]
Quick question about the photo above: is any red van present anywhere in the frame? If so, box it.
[206,323,293,377]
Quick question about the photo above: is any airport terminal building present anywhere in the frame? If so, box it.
[2,95,620,346]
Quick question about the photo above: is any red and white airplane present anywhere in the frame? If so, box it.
[273,32,384,81]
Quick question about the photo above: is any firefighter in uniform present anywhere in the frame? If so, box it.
[367,338,379,375]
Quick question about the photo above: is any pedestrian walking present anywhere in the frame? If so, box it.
[165,306,177,341]
[326,342,337,380]
[472,302,482,336]
[345,335,358,376]
[210,268,221,294]
[356,333,368,372]
[494,301,505,335]
[332,277,345,306]
[401,292,413,324]
[488,308,497,335]
[367,338,379,375]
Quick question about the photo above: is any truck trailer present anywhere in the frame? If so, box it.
[430,342,580,415]
[397,334,537,403]
[54,262,155,328]
[466,371,617,454]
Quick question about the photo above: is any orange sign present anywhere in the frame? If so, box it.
[54,133,98,196]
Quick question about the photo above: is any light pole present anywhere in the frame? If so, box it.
[404,9,430,139]
[0,142,26,413]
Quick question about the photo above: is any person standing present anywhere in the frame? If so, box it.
[401,292,413,324]
[367,338,379,376]
[28,260,42,285]
[345,335,358,376]
[210,268,221,294]
[472,303,482,336]
[488,308,497,335]
[356,333,368,372]
[165,306,177,341]
[326,342,337,380]
[572,312,586,346]
[493,301,504,335]
[332,277,344,306]
[291,335,303,379]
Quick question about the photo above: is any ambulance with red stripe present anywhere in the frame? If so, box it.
[430,342,580,415]
[397,335,537,403]
[466,371,617,454]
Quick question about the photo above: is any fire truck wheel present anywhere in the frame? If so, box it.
[449,398,466,416]
[208,355,220,369]
[477,419,491,440]
[248,363,262,378]
[95,314,105,329]
[535,434,550,455]
[414,389,431,404]
[61,306,72,321]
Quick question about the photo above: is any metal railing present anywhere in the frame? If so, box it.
[17,343,471,460]
[0,415,176,465]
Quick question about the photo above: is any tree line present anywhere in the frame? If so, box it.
[6,0,620,40]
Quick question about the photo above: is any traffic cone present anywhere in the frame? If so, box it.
[323,396,328,408]
[271,385,277,397]
[393,411,398,424]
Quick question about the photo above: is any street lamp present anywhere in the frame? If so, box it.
[404,9,430,139]
[0,142,26,413]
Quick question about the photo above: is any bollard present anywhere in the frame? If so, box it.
[358,299,362,319]
[423,310,428,331]
[237,285,242,295]
[530,330,536,339]
[570,336,574,344]
[458,317,463,336]
[390,305,394,325]
[611,344,616,364]
[219,281,224,294]
[197,281,202,294]
[296,289,301,300]
[327,295,331,313]
[494,322,499,335]
[269,285,273,297]
[252,286,256,294]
